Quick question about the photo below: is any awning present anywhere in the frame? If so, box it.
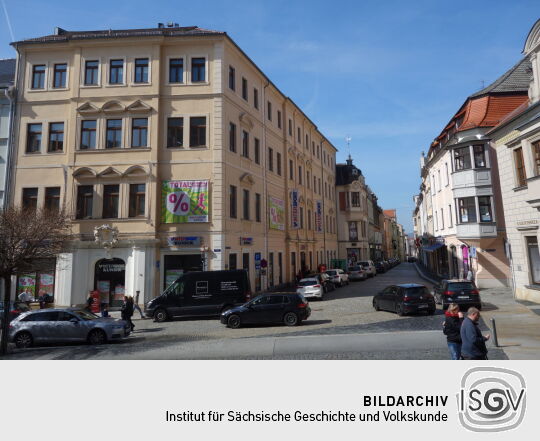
[422,243,445,253]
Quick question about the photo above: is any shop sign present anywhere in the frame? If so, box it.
[315,200,323,232]
[162,180,209,223]
[470,247,477,258]
[268,196,285,231]
[291,190,300,229]
[213,249,222,253]
[167,236,201,247]
[97,263,125,272]
[240,237,253,245]
[254,252,262,270]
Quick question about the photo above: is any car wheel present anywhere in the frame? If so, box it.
[284,312,299,326]
[154,308,168,323]
[396,304,405,317]
[14,331,33,349]
[227,314,241,329]
[88,329,107,345]
[373,299,380,311]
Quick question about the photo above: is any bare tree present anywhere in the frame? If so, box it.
[0,207,71,355]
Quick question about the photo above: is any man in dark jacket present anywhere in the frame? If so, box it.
[460,307,490,360]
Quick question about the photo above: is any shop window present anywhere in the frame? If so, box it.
[473,144,486,168]
[167,117,183,148]
[242,253,249,275]
[478,196,492,222]
[229,253,237,270]
[129,184,146,217]
[22,188,38,210]
[45,187,61,212]
[189,116,206,147]
[526,237,540,285]
[17,259,56,303]
[102,185,119,218]
[95,258,125,307]
[514,147,527,187]
[163,255,201,289]
[131,118,148,148]
[26,123,42,153]
[454,146,471,170]
[76,185,93,219]
[458,197,476,223]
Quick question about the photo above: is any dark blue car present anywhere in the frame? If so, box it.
[221,293,311,328]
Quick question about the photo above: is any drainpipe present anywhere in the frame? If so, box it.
[262,80,269,291]
[3,50,20,210]
[321,140,327,265]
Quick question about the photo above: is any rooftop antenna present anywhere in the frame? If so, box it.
[345,135,352,160]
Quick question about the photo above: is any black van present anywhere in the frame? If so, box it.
[145,270,252,322]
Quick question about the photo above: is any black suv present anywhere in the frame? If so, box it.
[373,284,435,316]
[221,293,311,328]
[433,279,481,310]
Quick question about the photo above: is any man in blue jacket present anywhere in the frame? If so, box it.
[460,307,490,360]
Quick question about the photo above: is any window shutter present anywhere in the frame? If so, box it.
[339,192,346,211]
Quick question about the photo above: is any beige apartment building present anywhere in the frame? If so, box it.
[9,25,337,307]
[336,157,369,265]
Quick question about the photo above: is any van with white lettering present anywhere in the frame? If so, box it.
[145,270,251,322]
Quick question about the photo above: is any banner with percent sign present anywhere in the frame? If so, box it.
[161,180,209,223]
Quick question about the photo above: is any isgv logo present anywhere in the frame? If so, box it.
[457,367,526,432]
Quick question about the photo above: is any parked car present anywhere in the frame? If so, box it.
[221,293,311,328]
[374,261,386,274]
[433,279,481,310]
[407,257,417,263]
[145,270,251,322]
[9,308,131,348]
[0,301,30,327]
[373,284,435,316]
[296,277,324,299]
[358,260,377,277]
[348,266,367,281]
[326,269,349,287]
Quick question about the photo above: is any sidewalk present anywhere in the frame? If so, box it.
[414,263,540,359]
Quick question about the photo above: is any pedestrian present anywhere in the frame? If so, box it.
[121,296,135,331]
[460,307,490,360]
[18,288,32,305]
[466,270,474,281]
[133,291,145,319]
[38,290,47,309]
[443,303,463,360]
[86,294,94,312]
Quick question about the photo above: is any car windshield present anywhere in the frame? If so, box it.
[348,267,361,272]
[72,310,99,321]
[447,282,475,291]
[326,270,337,276]
[404,287,429,297]
[298,279,318,286]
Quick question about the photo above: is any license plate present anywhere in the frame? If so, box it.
[418,304,428,308]
[458,296,469,299]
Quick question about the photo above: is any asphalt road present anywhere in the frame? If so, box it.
[3,263,507,360]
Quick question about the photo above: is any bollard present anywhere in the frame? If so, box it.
[490,317,499,347]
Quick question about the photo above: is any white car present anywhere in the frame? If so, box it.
[358,260,377,278]
[347,266,367,281]
[326,269,349,287]
[296,278,324,299]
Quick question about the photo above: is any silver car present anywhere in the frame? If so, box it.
[348,266,367,281]
[296,277,324,299]
[9,308,131,348]
[326,269,349,287]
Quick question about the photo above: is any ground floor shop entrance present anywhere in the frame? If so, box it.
[163,254,202,290]
[94,258,126,308]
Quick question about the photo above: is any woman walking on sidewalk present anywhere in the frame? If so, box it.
[443,303,464,360]
[121,296,135,332]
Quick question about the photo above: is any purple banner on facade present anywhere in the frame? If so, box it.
[291,190,300,229]
[315,200,323,232]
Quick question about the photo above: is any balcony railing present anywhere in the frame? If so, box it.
[452,168,492,189]
[456,222,497,239]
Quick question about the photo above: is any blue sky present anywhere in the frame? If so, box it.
[1,0,538,232]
